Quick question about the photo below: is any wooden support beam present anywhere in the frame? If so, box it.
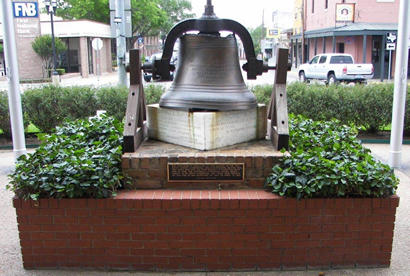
[268,48,289,151]
[123,49,147,153]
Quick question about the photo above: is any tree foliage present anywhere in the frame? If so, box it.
[56,0,193,44]
[55,0,110,23]
[31,35,67,78]
[158,0,194,35]
[249,25,265,56]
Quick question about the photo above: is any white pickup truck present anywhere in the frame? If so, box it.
[298,53,374,84]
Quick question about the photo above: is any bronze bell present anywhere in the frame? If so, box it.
[159,34,257,111]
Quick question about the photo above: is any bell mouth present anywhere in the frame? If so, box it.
[159,34,257,112]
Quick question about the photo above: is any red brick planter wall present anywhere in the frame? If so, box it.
[13,190,399,271]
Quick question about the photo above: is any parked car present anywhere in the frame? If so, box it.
[143,52,178,82]
[298,53,374,84]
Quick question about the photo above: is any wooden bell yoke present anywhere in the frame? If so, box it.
[123,49,147,153]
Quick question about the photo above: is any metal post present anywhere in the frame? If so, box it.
[115,0,127,86]
[295,39,298,68]
[380,34,386,82]
[363,34,367,63]
[0,0,26,159]
[50,10,59,84]
[388,50,392,80]
[389,0,410,168]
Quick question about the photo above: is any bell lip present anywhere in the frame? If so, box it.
[158,100,258,112]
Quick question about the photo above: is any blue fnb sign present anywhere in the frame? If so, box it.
[13,2,39,18]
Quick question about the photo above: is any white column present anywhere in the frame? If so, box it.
[1,0,27,159]
[389,0,410,168]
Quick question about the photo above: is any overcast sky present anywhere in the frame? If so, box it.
[190,0,295,29]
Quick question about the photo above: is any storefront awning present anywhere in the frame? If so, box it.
[291,22,398,40]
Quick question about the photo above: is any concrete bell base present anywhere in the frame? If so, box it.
[147,104,267,150]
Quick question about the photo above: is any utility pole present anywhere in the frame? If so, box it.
[45,0,59,84]
[389,0,410,168]
[260,9,265,57]
[301,0,305,64]
[0,0,26,159]
[115,0,127,86]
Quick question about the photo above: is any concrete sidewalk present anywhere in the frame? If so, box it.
[0,144,409,276]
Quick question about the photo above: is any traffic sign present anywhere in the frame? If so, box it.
[386,42,396,51]
[386,32,397,43]
[92,38,103,51]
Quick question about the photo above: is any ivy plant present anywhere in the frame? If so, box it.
[8,115,124,200]
[265,115,399,199]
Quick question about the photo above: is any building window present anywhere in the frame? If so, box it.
[312,0,315,13]
[325,0,328,9]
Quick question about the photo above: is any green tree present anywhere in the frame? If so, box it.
[56,0,193,45]
[249,25,265,56]
[31,35,67,78]
[158,0,194,35]
[56,0,110,23]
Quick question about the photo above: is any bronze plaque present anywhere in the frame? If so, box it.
[167,163,244,182]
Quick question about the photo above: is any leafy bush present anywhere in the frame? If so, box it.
[0,91,11,137]
[8,116,124,200]
[23,85,98,133]
[0,91,29,138]
[251,83,408,133]
[145,84,165,105]
[251,85,272,106]
[95,86,128,121]
[56,68,65,75]
[265,115,399,199]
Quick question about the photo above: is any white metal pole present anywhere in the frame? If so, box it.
[389,0,410,168]
[388,50,392,81]
[1,0,27,159]
[115,0,127,86]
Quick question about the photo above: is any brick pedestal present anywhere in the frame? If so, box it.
[14,191,399,271]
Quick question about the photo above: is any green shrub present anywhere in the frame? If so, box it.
[0,91,29,138]
[23,85,98,133]
[265,115,399,199]
[8,116,124,200]
[95,86,128,121]
[56,68,65,75]
[251,85,272,106]
[144,84,165,105]
[286,83,394,132]
[251,83,406,133]
[404,86,410,134]
[0,91,11,137]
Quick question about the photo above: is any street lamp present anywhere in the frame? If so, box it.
[44,0,58,81]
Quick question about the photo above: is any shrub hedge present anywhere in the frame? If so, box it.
[265,115,399,199]
[0,91,29,138]
[23,86,98,133]
[253,83,409,133]
[0,83,409,135]
[0,91,11,137]
[20,85,165,133]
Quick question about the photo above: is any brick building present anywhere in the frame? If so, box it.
[291,0,402,80]
[0,0,113,80]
